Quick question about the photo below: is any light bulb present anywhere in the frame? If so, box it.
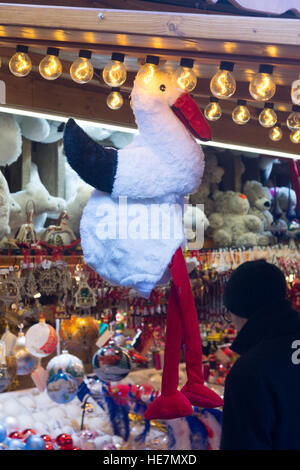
[210,61,236,99]
[9,45,32,77]
[173,58,197,93]
[269,125,283,142]
[106,89,124,110]
[232,100,251,125]
[103,52,127,87]
[291,75,300,105]
[136,55,160,84]
[204,97,222,121]
[290,129,300,144]
[39,47,62,80]
[286,105,300,131]
[70,50,93,84]
[249,64,276,101]
[258,103,277,128]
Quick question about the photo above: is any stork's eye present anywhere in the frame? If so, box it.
[160,84,166,92]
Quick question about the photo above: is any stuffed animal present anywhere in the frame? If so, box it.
[269,186,300,238]
[65,183,93,238]
[0,113,22,166]
[208,190,262,247]
[64,64,223,420]
[15,115,51,142]
[183,203,209,250]
[0,170,11,240]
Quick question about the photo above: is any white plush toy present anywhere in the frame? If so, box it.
[0,113,22,166]
[183,202,209,250]
[65,184,93,237]
[0,170,11,240]
[243,180,274,233]
[270,186,297,221]
[15,115,51,142]
[208,190,262,247]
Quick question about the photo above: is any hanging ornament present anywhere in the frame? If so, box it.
[46,368,78,404]
[106,88,124,110]
[291,75,300,105]
[39,47,62,80]
[9,45,32,77]
[59,316,99,355]
[173,58,197,93]
[12,324,39,376]
[92,342,131,382]
[290,129,300,144]
[25,313,58,358]
[269,124,283,142]
[232,99,251,125]
[249,64,276,101]
[46,349,84,385]
[70,50,94,84]
[210,61,236,99]
[74,275,97,309]
[287,105,300,131]
[103,52,127,87]
[137,55,160,84]
[258,102,277,128]
[0,269,23,307]
[204,97,222,121]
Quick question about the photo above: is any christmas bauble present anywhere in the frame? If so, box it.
[0,424,6,442]
[24,435,46,450]
[25,315,58,358]
[8,438,25,450]
[46,350,84,385]
[59,317,99,354]
[0,365,10,392]
[92,344,131,382]
[13,333,39,376]
[55,433,73,450]
[46,369,78,404]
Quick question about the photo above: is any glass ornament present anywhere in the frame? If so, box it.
[46,349,84,385]
[92,343,131,382]
[290,129,300,144]
[249,64,276,101]
[70,50,93,84]
[39,48,62,80]
[136,55,160,85]
[269,125,283,142]
[291,75,300,105]
[12,325,39,376]
[0,424,7,443]
[204,97,222,121]
[59,316,99,356]
[173,58,197,93]
[8,438,25,450]
[0,365,10,393]
[25,313,58,358]
[106,89,124,110]
[24,435,45,451]
[46,369,78,404]
[55,433,73,450]
[210,61,236,99]
[258,103,277,128]
[9,46,32,77]
[286,106,300,131]
[232,100,251,125]
[103,52,127,87]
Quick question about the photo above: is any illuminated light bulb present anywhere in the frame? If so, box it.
[106,88,124,110]
[291,75,300,105]
[9,45,32,77]
[286,105,300,131]
[39,47,62,80]
[210,61,236,99]
[136,55,160,84]
[173,58,197,93]
[232,99,251,125]
[290,129,300,144]
[258,102,277,128]
[204,97,222,121]
[249,64,276,101]
[103,52,127,87]
[269,124,283,142]
[70,50,93,84]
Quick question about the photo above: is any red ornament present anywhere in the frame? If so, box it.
[41,434,52,443]
[22,429,37,441]
[72,447,81,450]
[45,442,54,450]
[55,433,73,450]
[9,431,23,440]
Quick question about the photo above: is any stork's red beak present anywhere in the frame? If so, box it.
[171,93,211,141]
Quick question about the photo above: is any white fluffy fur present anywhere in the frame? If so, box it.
[66,183,93,237]
[15,116,50,142]
[0,113,22,166]
[0,171,10,240]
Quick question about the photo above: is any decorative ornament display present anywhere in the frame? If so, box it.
[106,88,124,110]
[70,50,94,84]
[74,275,97,308]
[59,316,99,353]
[46,369,78,404]
[25,313,58,358]
[12,324,39,375]
[232,99,251,125]
[0,269,23,306]
[249,64,276,101]
[24,435,46,450]
[55,433,73,450]
[9,45,32,77]
[258,102,277,128]
[210,61,236,99]
[103,52,127,87]
[290,129,300,144]
[46,349,84,385]
[286,105,300,131]
[204,97,222,121]
[173,58,197,93]
[40,211,77,246]
[39,47,62,80]
[92,343,131,382]
[136,55,160,84]
[269,124,283,142]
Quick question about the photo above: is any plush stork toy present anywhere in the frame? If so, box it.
[64,61,223,420]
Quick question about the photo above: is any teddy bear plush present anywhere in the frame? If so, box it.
[208,190,263,247]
